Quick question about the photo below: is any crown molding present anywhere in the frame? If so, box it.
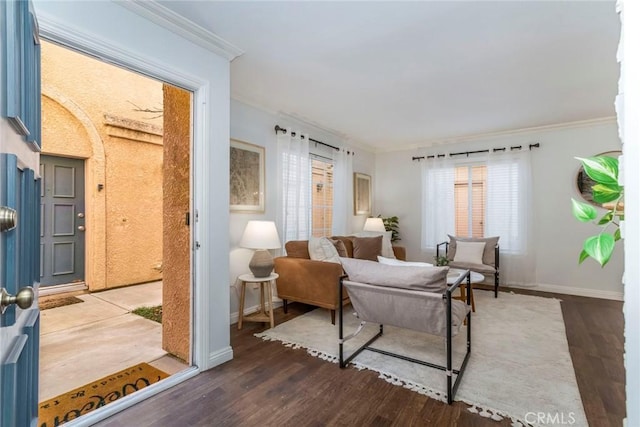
[116,0,244,61]
[231,95,374,153]
[376,116,618,154]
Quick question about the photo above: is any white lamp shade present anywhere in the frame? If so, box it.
[363,217,386,233]
[240,220,281,250]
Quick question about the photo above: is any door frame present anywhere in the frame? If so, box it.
[36,12,219,427]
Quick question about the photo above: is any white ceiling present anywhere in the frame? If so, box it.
[159,1,620,151]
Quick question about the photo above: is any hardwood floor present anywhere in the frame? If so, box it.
[97,288,625,427]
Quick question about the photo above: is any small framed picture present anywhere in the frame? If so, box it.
[353,172,371,215]
[230,139,265,213]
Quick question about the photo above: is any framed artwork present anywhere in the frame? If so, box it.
[230,139,265,213]
[576,150,622,207]
[353,172,371,215]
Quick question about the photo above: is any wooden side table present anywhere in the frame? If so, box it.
[237,273,279,330]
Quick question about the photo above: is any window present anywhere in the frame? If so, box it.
[454,165,486,238]
[311,156,333,237]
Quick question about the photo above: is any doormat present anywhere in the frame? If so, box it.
[39,296,84,311]
[38,362,169,427]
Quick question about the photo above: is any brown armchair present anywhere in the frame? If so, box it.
[274,237,406,324]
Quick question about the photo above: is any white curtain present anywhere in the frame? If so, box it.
[421,156,456,249]
[485,149,535,286]
[277,129,311,245]
[331,147,353,236]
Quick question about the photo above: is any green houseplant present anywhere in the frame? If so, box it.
[377,215,400,243]
[571,155,624,267]
[433,255,449,267]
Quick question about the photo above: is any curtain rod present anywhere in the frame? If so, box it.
[274,125,341,152]
[411,143,540,161]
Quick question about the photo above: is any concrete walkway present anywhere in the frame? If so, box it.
[39,281,187,401]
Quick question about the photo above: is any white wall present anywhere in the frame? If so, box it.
[621,0,640,423]
[375,119,623,299]
[33,0,233,370]
[229,99,376,318]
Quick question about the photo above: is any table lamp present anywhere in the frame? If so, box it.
[240,220,282,277]
[363,217,386,232]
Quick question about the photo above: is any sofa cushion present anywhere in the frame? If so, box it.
[351,235,383,261]
[353,231,395,259]
[308,237,340,263]
[377,256,433,268]
[448,235,499,266]
[285,240,311,259]
[340,257,448,292]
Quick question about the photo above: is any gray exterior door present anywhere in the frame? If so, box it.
[40,155,85,287]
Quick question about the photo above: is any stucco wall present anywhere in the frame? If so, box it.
[162,84,191,361]
[41,40,164,290]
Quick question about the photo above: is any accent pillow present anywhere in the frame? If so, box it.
[340,257,448,292]
[308,237,341,263]
[351,235,383,261]
[329,238,348,258]
[377,256,433,267]
[353,231,395,259]
[453,241,485,265]
[448,235,499,266]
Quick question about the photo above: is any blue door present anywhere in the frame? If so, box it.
[1,0,42,425]
[1,156,41,427]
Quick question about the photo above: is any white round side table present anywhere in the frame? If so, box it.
[237,273,279,330]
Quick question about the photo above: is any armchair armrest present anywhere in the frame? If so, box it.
[392,245,406,261]
[436,241,449,258]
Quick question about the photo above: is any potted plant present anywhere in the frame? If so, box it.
[571,155,623,267]
[377,215,400,242]
[433,255,449,267]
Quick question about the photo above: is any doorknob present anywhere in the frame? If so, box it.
[1,286,35,314]
[0,206,17,232]
[78,225,86,231]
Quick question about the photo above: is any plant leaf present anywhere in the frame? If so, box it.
[578,249,589,264]
[576,156,618,186]
[572,198,598,222]
[614,228,622,241]
[592,183,622,203]
[597,211,613,225]
[583,234,615,267]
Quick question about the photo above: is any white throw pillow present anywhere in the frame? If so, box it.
[377,256,433,268]
[453,241,486,265]
[354,231,395,259]
[308,237,340,263]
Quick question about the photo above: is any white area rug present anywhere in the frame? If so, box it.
[256,291,587,426]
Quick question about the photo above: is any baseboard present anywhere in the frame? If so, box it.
[38,282,88,296]
[229,300,283,325]
[510,283,624,301]
[208,346,234,368]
